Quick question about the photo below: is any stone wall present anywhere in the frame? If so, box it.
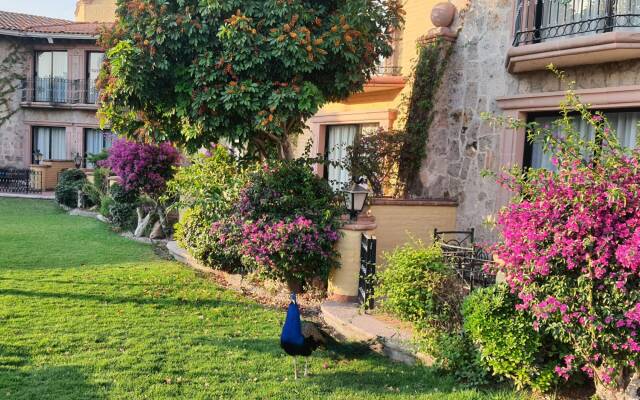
[0,38,27,168]
[0,37,104,169]
[421,0,640,239]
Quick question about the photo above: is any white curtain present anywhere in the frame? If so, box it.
[85,129,113,168]
[34,127,50,160]
[50,128,67,160]
[85,129,103,156]
[34,127,66,160]
[35,51,67,102]
[608,111,640,148]
[530,111,639,169]
[87,53,104,103]
[327,125,357,191]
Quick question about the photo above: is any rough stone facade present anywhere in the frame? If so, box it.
[0,35,103,169]
[0,38,27,168]
[421,0,640,239]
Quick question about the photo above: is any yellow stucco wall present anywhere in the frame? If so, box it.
[317,0,440,123]
[370,203,458,264]
[75,0,116,23]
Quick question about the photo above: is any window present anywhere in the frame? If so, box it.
[35,51,67,102]
[525,110,640,169]
[84,129,114,168]
[86,52,104,104]
[32,127,67,162]
[325,124,379,191]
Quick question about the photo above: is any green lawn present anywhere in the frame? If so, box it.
[0,198,521,400]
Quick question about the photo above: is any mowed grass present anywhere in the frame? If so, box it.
[0,198,522,400]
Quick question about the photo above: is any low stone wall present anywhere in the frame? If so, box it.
[30,160,76,191]
[369,198,458,264]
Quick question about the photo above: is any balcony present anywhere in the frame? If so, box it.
[375,65,403,76]
[20,78,100,108]
[362,64,406,94]
[507,0,640,72]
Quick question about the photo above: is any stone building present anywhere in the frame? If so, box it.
[0,11,109,181]
[0,11,110,171]
[421,0,640,238]
[296,0,640,240]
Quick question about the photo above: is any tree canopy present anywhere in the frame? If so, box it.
[99,0,404,158]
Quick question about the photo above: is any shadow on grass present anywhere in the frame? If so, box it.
[0,343,106,400]
[0,277,185,289]
[189,336,499,397]
[0,288,257,311]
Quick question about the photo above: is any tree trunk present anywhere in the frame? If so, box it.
[594,369,640,400]
[156,204,169,238]
[134,206,152,237]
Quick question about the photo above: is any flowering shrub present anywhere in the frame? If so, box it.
[209,160,343,290]
[489,78,640,394]
[101,139,180,236]
[101,139,180,197]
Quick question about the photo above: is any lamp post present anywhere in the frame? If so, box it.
[74,152,83,169]
[343,181,369,222]
[33,150,43,165]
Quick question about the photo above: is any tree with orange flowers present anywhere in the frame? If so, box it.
[99,0,404,159]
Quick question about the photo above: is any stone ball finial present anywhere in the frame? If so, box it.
[431,2,457,28]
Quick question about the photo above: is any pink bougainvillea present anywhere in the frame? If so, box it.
[491,93,640,388]
[101,138,180,197]
[207,160,343,289]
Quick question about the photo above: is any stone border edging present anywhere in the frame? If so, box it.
[321,301,433,366]
[0,192,55,200]
[165,241,323,312]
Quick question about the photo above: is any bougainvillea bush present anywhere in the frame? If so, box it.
[101,138,180,237]
[489,82,640,396]
[209,160,343,291]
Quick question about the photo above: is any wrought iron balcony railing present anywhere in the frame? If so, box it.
[513,0,640,46]
[0,168,42,194]
[375,65,403,76]
[20,78,100,105]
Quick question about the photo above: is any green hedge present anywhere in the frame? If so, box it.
[463,284,567,391]
[55,169,87,208]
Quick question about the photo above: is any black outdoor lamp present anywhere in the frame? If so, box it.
[344,181,369,222]
[33,150,43,165]
[74,152,83,168]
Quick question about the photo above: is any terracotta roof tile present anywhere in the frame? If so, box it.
[0,10,111,36]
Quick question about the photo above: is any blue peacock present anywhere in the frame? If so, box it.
[280,293,331,378]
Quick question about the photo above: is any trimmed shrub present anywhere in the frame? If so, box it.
[377,241,463,331]
[170,147,249,271]
[429,331,489,388]
[55,169,87,208]
[107,184,138,231]
[463,284,567,392]
[376,240,489,386]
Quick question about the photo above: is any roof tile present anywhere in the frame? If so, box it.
[0,10,110,36]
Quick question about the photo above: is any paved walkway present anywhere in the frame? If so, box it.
[0,191,55,200]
